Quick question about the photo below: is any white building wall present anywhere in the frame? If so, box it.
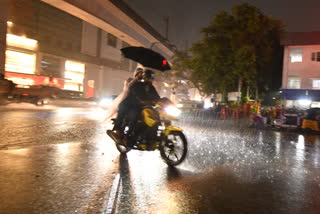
[85,64,132,98]
[80,21,133,98]
[100,31,122,62]
[102,67,131,97]
[81,21,98,56]
[282,46,289,89]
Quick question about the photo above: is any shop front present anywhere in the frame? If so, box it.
[281,89,320,108]
[4,33,86,93]
[64,60,85,92]
[5,34,38,85]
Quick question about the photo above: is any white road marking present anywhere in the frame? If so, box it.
[103,173,121,214]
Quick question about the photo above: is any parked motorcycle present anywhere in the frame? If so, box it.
[107,97,188,166]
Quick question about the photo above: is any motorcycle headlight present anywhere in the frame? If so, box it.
[177,103,183,108]
[164,106,181,117]
[99,98,113,108]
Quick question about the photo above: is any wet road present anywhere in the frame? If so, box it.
[0,104,320,214]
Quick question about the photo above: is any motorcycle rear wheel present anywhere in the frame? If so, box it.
[160,131,188,166]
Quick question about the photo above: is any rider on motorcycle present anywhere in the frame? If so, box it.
[110,69,160,145]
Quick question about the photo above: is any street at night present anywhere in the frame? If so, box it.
[0,104,319,214]
[2,0,320,213]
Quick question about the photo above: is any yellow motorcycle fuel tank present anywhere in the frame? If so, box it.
[141,108,159,127]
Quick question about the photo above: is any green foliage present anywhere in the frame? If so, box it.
[172,3,284,98]
[240,96,249,104]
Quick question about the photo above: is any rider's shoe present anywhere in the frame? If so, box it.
[107,130,127,146]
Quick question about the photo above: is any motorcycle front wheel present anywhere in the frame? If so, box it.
[160,131,188,166]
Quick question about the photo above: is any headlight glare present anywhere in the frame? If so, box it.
[99,98,113,108]
[165,106,181,117]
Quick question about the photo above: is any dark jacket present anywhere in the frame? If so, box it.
[122,81,160,108]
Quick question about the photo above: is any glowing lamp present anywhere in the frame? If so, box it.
[298,98,311,107]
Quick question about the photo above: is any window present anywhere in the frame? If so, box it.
[290,48,303,62]
[64,60,85,91]
[312,79,320,89]
[107,33,117,48]
[288,79,301,89]
[41,56,61,78]
[311,52,320,61]
[5,50,36,74]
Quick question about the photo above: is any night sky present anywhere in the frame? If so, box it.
[123,0,320,50]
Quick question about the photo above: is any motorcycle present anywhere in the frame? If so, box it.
[107,97,188,166]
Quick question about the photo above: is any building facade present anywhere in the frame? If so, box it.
[281,32,320,108]
[0,0,174,98]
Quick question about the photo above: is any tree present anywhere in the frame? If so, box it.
[171,51,202,93]
[173,3,284,101]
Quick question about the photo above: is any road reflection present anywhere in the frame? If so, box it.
[103,152,196,214]
[304,134,320,146]
[166,166,183,181]
[114,154,136,213]
[1,107,320,213]
[88,129,320,214]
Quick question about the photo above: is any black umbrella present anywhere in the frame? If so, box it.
[120,46,171,71]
